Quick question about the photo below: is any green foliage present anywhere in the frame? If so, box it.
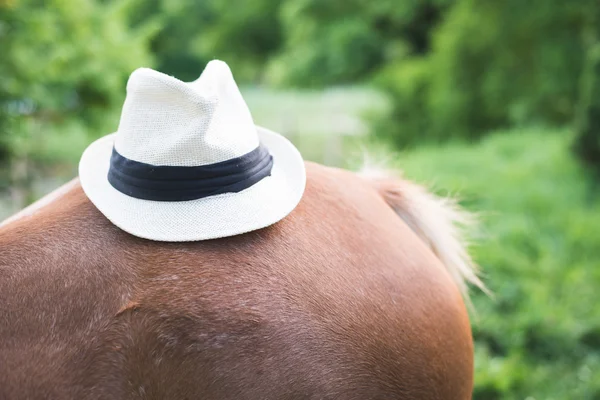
[128,0,210,82]
[575,8,600,173]
[371,59,432,147]
[0,0,155,161]
[198,0,285,82]
[269,0,452,86]
[127,0,453,86]
[397,129,600,399]
[575,45,600,174]
[5,0,598,161]
[130,0,284,83]
[376,0,598,147]
[123,0,600,175]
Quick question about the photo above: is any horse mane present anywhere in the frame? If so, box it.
[359,165,487,299]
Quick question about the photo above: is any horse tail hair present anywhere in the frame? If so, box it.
[359,165,487,299]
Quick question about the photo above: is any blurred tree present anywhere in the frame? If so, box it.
[197,0,285,82]
[269,0,453,86]
[129,0,211,82]
[575,7,600,173]
[125,0,452,86]
[376,0,599,147]
[0,0,155,163]
[129,0,284,83]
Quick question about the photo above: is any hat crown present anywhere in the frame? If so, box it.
[114,60,258,167]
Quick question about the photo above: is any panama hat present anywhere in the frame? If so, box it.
[79,60,306,241]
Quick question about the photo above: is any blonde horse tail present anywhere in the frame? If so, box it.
[359,166,486,299]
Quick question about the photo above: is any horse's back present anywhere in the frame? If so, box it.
[0,162,472,399]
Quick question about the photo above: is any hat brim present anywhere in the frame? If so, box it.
[79,126,306,241]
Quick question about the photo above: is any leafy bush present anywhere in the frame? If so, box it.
[0,0,155,162]
[129,0,284,83]
[575,9,600,174]
[396,129,600,399]
[375,0,598,147]
[269,0,452,86]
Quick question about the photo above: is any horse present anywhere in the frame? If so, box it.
[0,161,482,399]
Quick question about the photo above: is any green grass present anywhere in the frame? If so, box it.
[242,86,386,137]
[375,129,600,399]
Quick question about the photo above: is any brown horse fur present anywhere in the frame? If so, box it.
[0,162,478,399]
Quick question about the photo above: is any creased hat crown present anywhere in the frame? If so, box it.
[114,60,259,167]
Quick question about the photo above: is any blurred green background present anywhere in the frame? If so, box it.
[1,0,599,398]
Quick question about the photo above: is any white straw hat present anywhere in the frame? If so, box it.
[79,60,306,241]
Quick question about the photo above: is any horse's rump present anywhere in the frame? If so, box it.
[0,162,474,399]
